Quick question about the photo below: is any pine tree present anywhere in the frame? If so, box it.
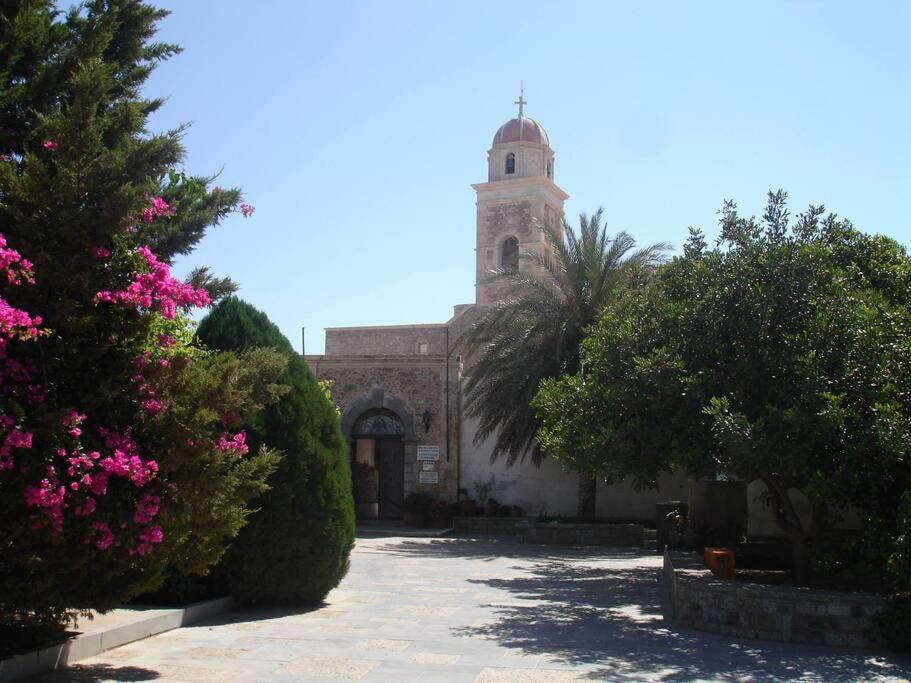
[0,1,280,643]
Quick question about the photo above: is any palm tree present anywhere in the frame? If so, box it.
[463,209,670,520]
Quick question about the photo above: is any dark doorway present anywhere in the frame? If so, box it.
[376,439,404,519]
[351,409,406,520]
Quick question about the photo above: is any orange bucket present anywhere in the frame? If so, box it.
[704,547,735,580]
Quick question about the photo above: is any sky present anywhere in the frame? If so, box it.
[140,1,910,354]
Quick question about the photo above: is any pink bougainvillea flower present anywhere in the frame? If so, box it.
[240,203,255,218]
[94,245,210,319]
[141,196,173,223]
[134,524,163,556]
[75,496,97,517]
[134,493,160,524]
[216,430,249,457]
[42,140,58,151]
[141,398,165,414]
[0,425,33,471]
[88,521,115,550]
[91,246,111,259]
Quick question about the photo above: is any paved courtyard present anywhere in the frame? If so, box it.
[42,535,911,682]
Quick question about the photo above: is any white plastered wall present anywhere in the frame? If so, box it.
[460,412,690,521]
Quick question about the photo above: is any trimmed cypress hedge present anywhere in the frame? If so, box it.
[197,297,355,605]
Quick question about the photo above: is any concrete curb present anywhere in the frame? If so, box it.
[0,596,234,682]
[356,526,453,538]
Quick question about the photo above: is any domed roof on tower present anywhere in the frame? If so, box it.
[492,117,549,146]
[491,86,549,147]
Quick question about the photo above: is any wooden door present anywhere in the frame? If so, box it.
[377,439,404,519]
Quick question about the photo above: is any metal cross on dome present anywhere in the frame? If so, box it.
[514,84,527,118]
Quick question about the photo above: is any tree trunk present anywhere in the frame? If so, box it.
[577,472,596,522]
[761,476,813,586]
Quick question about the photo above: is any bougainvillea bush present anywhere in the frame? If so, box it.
[0,0,280,643]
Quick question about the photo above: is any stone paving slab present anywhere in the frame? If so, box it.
[32,535,911,682]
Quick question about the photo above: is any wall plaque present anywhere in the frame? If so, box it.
[419,471,439,484]
[417,445,440,461]
[421,461,436,471]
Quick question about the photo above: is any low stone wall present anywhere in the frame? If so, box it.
[664,550,888,648]
[452,517,644,547]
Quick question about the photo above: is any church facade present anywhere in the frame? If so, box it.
[305,103,687,521]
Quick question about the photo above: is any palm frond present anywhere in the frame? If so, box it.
[463,206,669,465]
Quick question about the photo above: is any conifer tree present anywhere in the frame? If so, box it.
[197,298,355,606]
[0,0,281,642]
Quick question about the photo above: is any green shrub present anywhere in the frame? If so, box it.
[197,298,355,605]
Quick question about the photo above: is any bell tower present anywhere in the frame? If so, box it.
[471,91,569,305]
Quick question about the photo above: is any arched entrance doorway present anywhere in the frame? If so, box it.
[351,409,405,520]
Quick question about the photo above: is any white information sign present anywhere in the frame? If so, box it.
[417,445,440,461]
[421,461,436,471]
[419,471,439,484]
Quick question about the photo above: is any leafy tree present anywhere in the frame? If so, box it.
[464,210,669,520]
[0,0,278,643]
[536,191,911,585]
[197,298,355,605]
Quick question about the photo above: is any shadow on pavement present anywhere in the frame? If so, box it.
[369,536,911,682]
[43,664,161,682]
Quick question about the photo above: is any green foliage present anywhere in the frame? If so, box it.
[0,0,276,637]
[535,191,911,585]
[874,595,911,652]
[197,298,355,606]
[464,209,669,466]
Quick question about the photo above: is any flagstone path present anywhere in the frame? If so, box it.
[39,535,911,682]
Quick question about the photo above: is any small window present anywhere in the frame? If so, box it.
[505,153,515,175]
[501,237,519,272]
[546,162,552,178]
[417,341,429,354]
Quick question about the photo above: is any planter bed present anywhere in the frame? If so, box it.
[663,549,888,649]
[452,516,645,548]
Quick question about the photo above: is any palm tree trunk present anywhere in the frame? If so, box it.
[577,472,596,522]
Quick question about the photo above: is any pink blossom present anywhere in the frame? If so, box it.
[0,235,36,286]
[89,521,115,550]
[134,494,160,524]
[0,425,33,471]
[91,246,111,259]
[65,411,86,438]
[24,475,66,533]
[240,203,255,218]
[75,496,96,517]
[216,430,249,457]
[0,298,43,340]
[94,245,210,319]
[42,140,58,151]
[141,398,165,414]
[134,525,163,555]
[141,196,173,223]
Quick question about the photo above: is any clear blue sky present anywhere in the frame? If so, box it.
[141,1,910,354]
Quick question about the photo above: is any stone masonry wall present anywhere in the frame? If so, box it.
[307,357,460,502]
[325,325,449,356]
[664,550,888,649]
